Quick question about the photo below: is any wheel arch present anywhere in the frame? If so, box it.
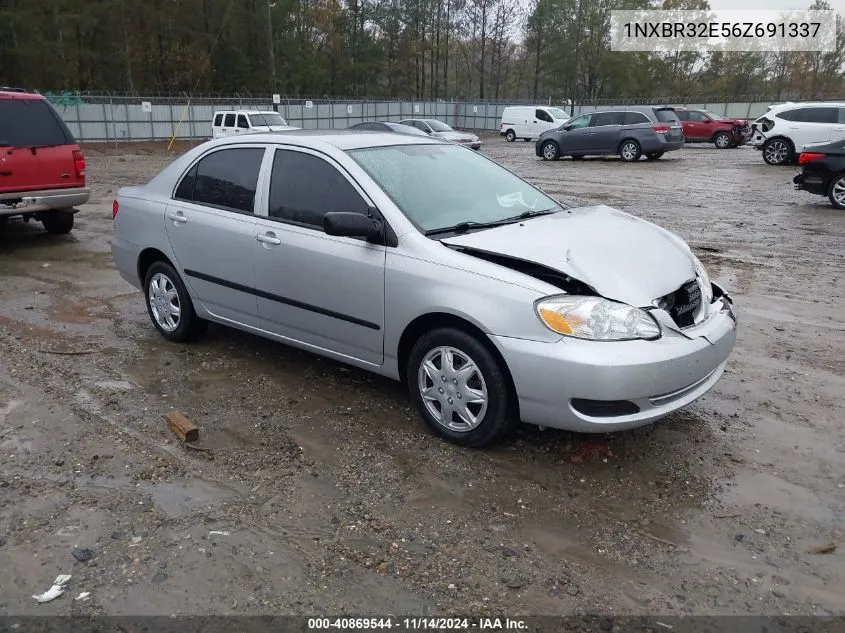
[396,312,519,417]
[137,247,175,286]
[617,137,641,152]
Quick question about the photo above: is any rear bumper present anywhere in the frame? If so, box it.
[0,187,90,216]
[793,172,828,195]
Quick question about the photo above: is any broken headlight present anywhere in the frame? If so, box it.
[535,296,661,341]
[692,254,714,305]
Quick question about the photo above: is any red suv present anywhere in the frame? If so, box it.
[0,88,89,234]
[674,108,751,149]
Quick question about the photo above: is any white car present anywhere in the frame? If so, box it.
[499,105,570,142]
[750,101,845,165]
[211,110,298,139]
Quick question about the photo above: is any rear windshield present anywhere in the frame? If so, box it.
[654,108,679,123]
[0,99,73,147]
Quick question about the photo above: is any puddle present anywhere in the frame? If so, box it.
[147,480,232,519]
[48,297,120,324]
[720,470,836,523]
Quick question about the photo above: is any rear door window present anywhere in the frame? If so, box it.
[622,112,650,125]
[804,107,838,124]
[0,99,72,147]
[187,147,265,213]
[675,110,690,121]
[593,112,625,126]
[777,108,807,122]
[224,113,236,127]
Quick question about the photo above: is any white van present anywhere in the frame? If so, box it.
[499,105,570,142]
[211,110,299,139]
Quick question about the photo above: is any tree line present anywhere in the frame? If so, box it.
[1,0,843,102]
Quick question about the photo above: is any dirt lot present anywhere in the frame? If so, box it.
[0,137,843,618]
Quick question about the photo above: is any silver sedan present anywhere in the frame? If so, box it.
[111,130,737,447]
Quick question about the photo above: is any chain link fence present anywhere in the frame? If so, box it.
[41,92,799,143]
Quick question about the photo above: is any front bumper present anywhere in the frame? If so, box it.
[491,289,738,433]
[0,187,90,216]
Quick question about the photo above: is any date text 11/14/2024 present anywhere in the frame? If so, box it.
[307,618,529,631]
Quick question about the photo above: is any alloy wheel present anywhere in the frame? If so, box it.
[831,177,845,207]
[764,140,789,164]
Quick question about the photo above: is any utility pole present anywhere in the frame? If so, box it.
[267,0,277,105]
[570,0,583,116]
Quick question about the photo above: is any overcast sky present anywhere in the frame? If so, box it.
[707,0,845,11]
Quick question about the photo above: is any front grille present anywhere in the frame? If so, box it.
[658,280,702,328]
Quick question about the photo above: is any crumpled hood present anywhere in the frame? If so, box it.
[441,205,696,307]
[434,131,478,142]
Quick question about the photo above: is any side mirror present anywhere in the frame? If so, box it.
[562,125,572,131]
[324,211,381,241]
[703,119,711,124]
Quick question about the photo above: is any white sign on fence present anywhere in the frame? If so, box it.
[141,101,152,113]
[473,106,478,113]
[347,105,353,114]
[414,104,420,113]
[272,94,281,104]
[305,100,313,108]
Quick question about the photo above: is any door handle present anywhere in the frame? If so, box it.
[168,212,188,224]
[256,232,281,246]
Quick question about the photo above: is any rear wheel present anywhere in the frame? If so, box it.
[762,138,793,165]
[541,141,560,161]
[144,261,207,342]
[505,129,516,142]
[828,175,845,209]
[407,328,514,447]
[619,140,642,162]
[41,210,74,235]
[645,152,664,160]
[714,132,732,149]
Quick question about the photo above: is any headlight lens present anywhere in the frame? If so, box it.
[535,296,661,341]
[692,254,714,304]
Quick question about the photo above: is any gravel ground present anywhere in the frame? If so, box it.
[0,137,843,617]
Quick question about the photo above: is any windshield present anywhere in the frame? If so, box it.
[249,112,287,127]
[426,120,453,132]
[548,107,568,120]
[347,144,560,234]
[706,111,727,121]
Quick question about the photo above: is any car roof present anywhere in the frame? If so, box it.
[0,90,44,101]
[770,101,845,109]
[210,129,442,151]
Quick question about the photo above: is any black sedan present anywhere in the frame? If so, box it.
[794,140,845,209]
[347,121,429,137]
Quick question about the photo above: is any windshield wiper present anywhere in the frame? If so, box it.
[424,209,559,237]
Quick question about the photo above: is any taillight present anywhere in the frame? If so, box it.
[798,152,826,164]
[72,149,86,182]
[112,200,119,219]
[653,125,672,134]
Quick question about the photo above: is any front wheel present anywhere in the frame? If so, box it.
[828,175,845,209]
[762,138,793,165]
[504,129,516,142]
[144,261,207,342]
[619,140,642,162]
[714,132,732,149]
[42,210,74,234]
[541,140,560,161]
[407,328,514,447]
[645,152,664,160]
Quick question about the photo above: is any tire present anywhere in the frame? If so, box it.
[645,152,664,160]
[41,210,74,235]
[714,132,732,149]
[762,137,793,165]
[407,327,514,447]
[619,139,642,162]
[828,174,845,209]
[143,260,207,342]
[504,129,516,142]
[541,140,560,161]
